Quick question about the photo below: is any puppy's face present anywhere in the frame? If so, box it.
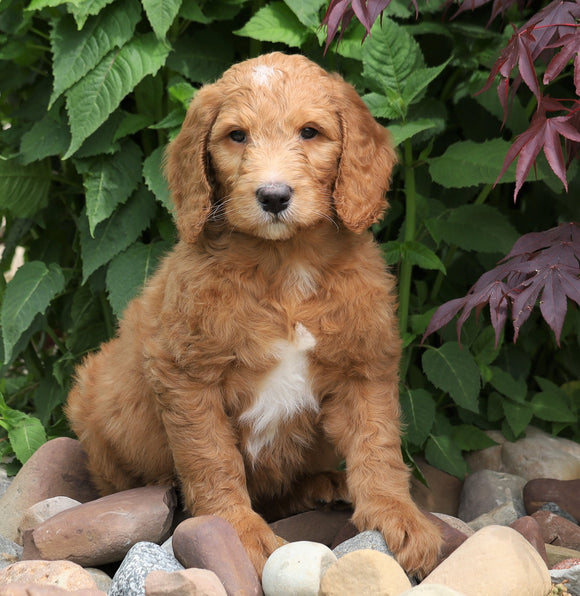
[207,63,342,240]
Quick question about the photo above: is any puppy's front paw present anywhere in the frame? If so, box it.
[229,510,281,578]
[354,502,441,579]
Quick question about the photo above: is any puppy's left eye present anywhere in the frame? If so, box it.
[300,127,318,140]
[229,130,247,143]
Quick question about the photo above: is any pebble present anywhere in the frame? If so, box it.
[400,586,467,595]
[22,486,176,567]
[466,501,521,531]
[539,501,578,524]
[524,478,580,520]
[268,510,351,547]
[421,525,551,595]
[145,569,227,596]
[532,510,580,550]
[509,515,548,564]
[108,542,184,596]
[550,559,580,596]
[319,549,412,595]
[17,497,81,545]
[172,516,262,596]
[0,439,100,542]
[0,560,98,591]
[332,529,395,559]
[0,534,23,570]
[262,541,336,595]
[457,470,526,522]
[425,513,468,563]
[547,544,580,568]
[0,587,104,595]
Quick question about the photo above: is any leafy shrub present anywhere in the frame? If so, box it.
[0,0,578,474]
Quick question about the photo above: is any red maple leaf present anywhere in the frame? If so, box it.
[544,28,580,94]
[423,223,580,347]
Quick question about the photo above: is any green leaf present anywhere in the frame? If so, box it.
[49,0,141,108]
[1,262,65,363]
[387,119,439,147]
[488,365,527,403]
[0,159,51,217]
[106,241,171,317]
[400,388,435,447]
[80,186,157,282]
[142,0,182,39]
[503,399,533,436]
[284,0,325,27]
[362,93,403,120]
[75,140,143,234]
[451,424,498,451]
[402,59,450,107]
[422,342,480,412]
[362,18,424,116]
[33,377,66,426]
[235,2,310,47]
[64,33,170,157]
[429,138,519,188]
[8,415,46,464]
[143,146,172,212]
[69,0,117,30]
[20,106,70,163]
[531,392,576,423]
[382,240,445,272]
[427,204,520,254]
[26,0,79,10]
[425,434,468,478]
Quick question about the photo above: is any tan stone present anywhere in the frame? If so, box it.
[0,587,104,595]
[145,569,227,596]
[17,497,81,545]
[421,525,551,595]
[0,560,98,591]
[319,549,412,595]
[545,544,580,568]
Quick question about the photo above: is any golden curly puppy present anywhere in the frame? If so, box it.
[66,52,441,578]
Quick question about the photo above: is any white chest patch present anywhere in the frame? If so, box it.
[286,264,317,299]
[251,64,280,88]
[240,323,318,461]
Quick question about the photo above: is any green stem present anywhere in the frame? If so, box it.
[43,323,67,355]
[398,139,416,335]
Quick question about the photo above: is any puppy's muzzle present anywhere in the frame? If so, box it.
[256,183,293,215]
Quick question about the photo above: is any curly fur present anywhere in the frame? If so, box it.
[66,52,441,578]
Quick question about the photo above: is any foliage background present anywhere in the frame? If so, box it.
[0,0,579,475]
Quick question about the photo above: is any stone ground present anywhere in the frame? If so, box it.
[0,426,579,595]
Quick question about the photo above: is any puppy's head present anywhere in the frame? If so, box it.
[166,52,396,243]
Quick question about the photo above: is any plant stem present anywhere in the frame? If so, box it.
[398,139,416,334]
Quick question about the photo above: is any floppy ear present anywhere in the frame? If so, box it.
[165,83,223,243]
[332,77,397,233]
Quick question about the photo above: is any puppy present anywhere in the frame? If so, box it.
[66,52,441,578]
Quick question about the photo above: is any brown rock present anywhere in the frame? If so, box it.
[532,510,580,550]
[0,438,100,542]
[269,510,352,547]
[0,560,98,591]
[145,569,227,596]
[172,516,262,596]
[17,497,81,545]
[524,478,580,520]
[545,544,580,568]
[0,588,104,596]
[509,516,548,565]
[410,457,463,516]
[22,486,176,567]
[330,521,358,550]
[424,512,468,563]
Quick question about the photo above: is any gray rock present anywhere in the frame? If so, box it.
[550,562,580,596]
[539,502,578,524]
[109,542,184,596]
[467,502,522,532]
[458,470,526,523]
[0,466,12,499]
[332,529,395,559]
[0,534,23,570]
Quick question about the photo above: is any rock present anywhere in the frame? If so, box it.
[464,431,505,473]
[0,587,104,595]
[399,586,467,595]
[524,478,580,520]
[421,525,551,595]
[17,497,81,545]
[0,534,23,570]
[22,486,176,567]
[532,510,580,550]
[467,501,522,531]
[262,541,336,595]
[410,457,463,516]
[268,510,351,547]
[145,569,227,596]
[332,530,395,559]
[457,470,526,522]
[0,560,98,591]
[319,549,412,595]
[172,516,262,596]
[509,516,548,564]
[538,502,578,524]
[0,466,12,499]
[550,560,580,596]
[546,544,580,568]
[430,514,474,537]
[330,522,358,549]
[0,438,100,542]
[85,568,112,593]
[108,542,184,596]
[424,513,468,563]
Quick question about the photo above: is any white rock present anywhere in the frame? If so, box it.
[400,585,467,595]
[421,525,551,596]
[262,541,336,596]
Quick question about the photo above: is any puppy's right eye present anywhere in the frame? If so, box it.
[229,130,247,143]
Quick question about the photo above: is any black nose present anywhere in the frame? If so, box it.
[256,183,292,214]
